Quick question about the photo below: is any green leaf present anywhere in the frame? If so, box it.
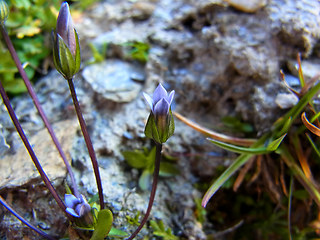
[202,153,252,207]
[123,150,147,169]
[90,209,113,240]
[208,138,267,154]
[108,227,128,238]
[208,134,286,155]
[145,146,156,169]
[266,134,287,151]
[150,220,178,240]
[139,170,152,191]
[159,162,179,177]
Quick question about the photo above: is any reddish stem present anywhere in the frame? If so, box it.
[0,24,79,198]
[67,78,104,209]
[127,143,162,240]
[0,80,71,220]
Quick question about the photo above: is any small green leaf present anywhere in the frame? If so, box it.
[123,150,147,169]
[139,170,152,191]
[108,227,128,238]
[150,220,178,240]
[90,209,113,240]
[159,162,179,177]
[266,134,286,151]
[208,138,267,154]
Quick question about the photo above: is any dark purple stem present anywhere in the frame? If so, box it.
[67,78,104,209]
[127,143,162,240]
[0,195,57,240]
[0,80,71,220]
[0,24,79,198]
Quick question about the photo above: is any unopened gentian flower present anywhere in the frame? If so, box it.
[52,2,80,80]
[0,0,8,24]
[143,83,175,143]
[65,194,93,227]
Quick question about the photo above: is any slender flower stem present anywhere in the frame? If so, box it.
[67,78,104,209]
[0,24,79,198]
[127,143,162,240]
[0,195,57,240]
[0,80,71,220]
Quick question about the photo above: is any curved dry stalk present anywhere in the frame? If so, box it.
[174,111,256,146]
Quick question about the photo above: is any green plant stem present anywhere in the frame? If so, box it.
[67,78,104,209]
[0,195,57,240]
[127,143,162,240]
[0,24,80,198]
[0,79,71,220]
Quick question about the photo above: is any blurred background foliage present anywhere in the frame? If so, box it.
[0,0,101,95]
[1,0,60,94]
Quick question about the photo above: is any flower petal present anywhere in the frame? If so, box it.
[167,90,175,105]
[153,83,168,105]
[56,3,70,44]
[65,194,80,209]
[57,2,76,55]
[66,207,80,217]
[154,98,170,116]
[143,92,154,111]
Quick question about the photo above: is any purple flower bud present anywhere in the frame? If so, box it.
[56,2,76,56]
[143,83,175,117]
[52,2,81,80]
[143,83,175,143]
[65,194,91,218]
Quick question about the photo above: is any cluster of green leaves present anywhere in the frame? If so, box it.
[122,146,179,191]
[2,0,60,94]
[150,220,178,240]
[124,41,150,63]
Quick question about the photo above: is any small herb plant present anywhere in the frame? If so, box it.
[0,1,175,239]
[175,54,320,238]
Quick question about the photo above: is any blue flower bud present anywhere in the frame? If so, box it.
[52,2,81,80]
[143,83,175,143]
[65,194,93,227]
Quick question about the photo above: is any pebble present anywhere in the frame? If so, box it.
[275,92,299,109]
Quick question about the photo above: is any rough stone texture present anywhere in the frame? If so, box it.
[1,0,320,239]
[82,60,145,102]
[0,119,77,189]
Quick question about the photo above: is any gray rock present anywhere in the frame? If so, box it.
[275,92,299,109]
[82,60,144,103]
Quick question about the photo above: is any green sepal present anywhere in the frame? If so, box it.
[90,209,113,240]
[52,30,80,80]
[144,109,175,144]
[74,29,81,73]
[57,34,76,79]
